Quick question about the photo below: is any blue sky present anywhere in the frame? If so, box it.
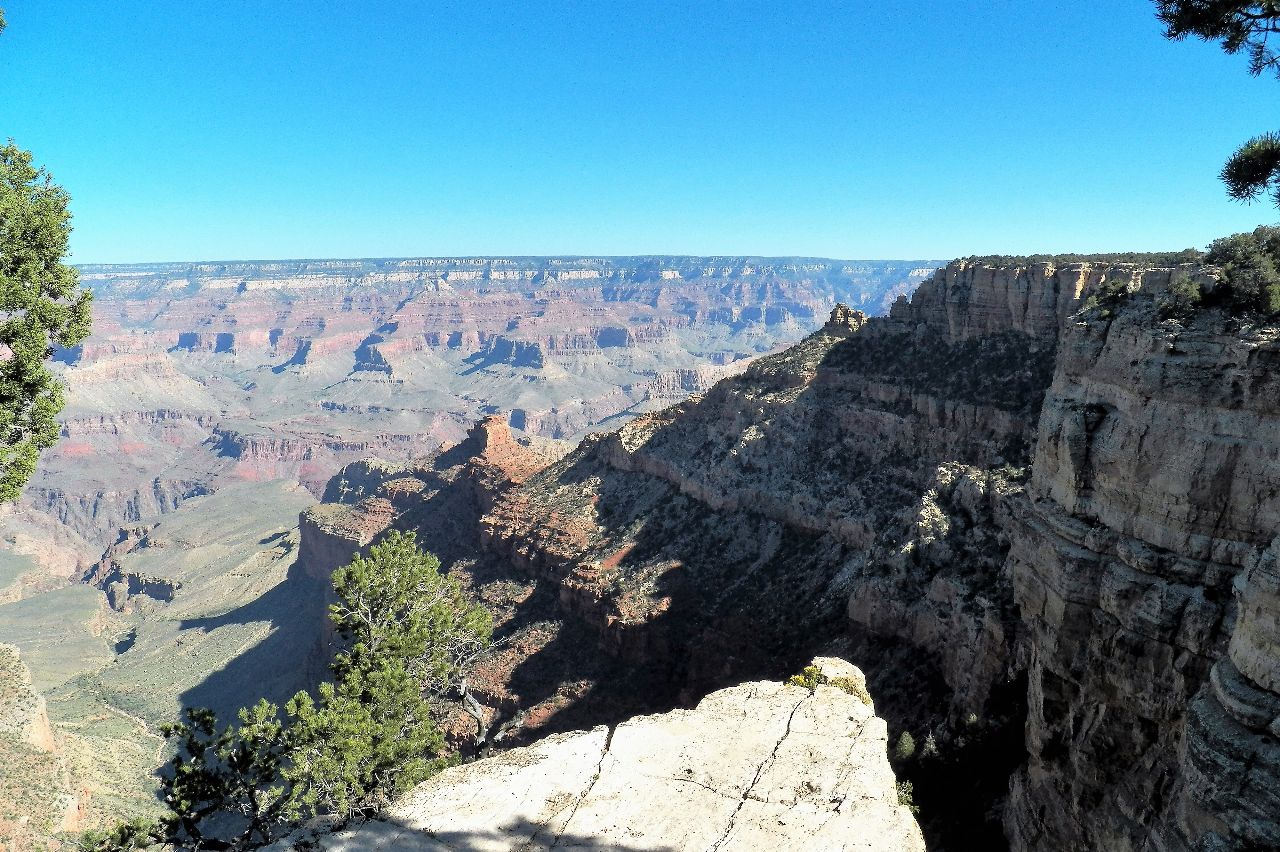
[2,1,1277,263]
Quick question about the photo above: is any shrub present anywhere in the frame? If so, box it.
[828,675,873,706]
[962,250,1202,267]
[894,731,917,761]
[1158,273,1203,320]
[788,665,825,691]
[787,666,873,706]
[1078,273,1135,320]
[896,780,920,816]
[1205,225,1280,316]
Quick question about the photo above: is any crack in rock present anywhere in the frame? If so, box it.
[706,690,810,852]
[666,775,741,800]
[546,724,616,849]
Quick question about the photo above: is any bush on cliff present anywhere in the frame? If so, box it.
[1157,273,1204,321]
[1205,225,1280,316]
[893,730,917,762]
[963,250,1203,267]
[80,530,493,851]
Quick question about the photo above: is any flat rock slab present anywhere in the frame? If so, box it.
[278,660,923,851]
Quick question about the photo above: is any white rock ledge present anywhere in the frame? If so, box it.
[270,658,923,851]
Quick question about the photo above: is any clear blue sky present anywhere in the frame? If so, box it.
[2,1,1277,263]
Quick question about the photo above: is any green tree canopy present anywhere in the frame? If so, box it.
[1205,224,1280,313]
[0,8,93,501]
[1156,1,1280,205]
[82,530,493,851]
[284,529,491,819]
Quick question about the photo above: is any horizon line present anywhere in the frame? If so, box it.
[73,254,953,269]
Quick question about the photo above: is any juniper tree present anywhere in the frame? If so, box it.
[82,531,493,850]
[0,7,93,502]
[284,530,492,818]
[1156,1,1280,206]
[0,140,93,500]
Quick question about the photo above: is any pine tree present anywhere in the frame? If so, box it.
[83,531,493,850]
[1156,2,1280,206]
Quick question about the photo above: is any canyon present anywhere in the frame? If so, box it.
[0,256,935,847]
[288,258,1279,850]
[3,251,1278,850]
[0,255,933,585]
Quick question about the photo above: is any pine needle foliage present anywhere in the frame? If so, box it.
[284,530,491,819]
[81,531,493,851]
[0,142,93,502]
[1156,2,1280,206]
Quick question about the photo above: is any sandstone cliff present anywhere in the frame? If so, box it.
[1004,271,1280,850]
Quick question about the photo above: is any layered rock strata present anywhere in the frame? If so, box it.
[296,260,1280,849]
[1004,273,1280,851]
[8,255,935,575]
[298,261,1084,843]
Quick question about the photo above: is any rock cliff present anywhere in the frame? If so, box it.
[292,258,1280,849]
[1004,272,1280,850]
[0,644,85,846]
[270,658,923,852]
[0,644,55,753]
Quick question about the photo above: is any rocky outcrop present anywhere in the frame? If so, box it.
[1004,282,1280,851]
[889,261,1106,342]
[1181,538,1280,850]
[464,265,1088,844]
[212,425,438,496]
[0,644,87,846]
[0,644,55,753]
[270,658,923,852]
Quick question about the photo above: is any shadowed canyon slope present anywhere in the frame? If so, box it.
[297,259,1280,850]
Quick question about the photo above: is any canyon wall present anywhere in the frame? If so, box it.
[1004,271,1280,850]
[4,255,934,579]
[294,258,1279,848]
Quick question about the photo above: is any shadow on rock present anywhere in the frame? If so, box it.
[176,559,330,722]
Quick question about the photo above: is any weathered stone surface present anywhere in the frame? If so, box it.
[0,643,87,846]
[0,644,54,753]
[271,659,922,852]
[1004,284,1280,850]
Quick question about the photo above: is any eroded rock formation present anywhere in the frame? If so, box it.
[5,255,934,578]
[1004,271,1280,850]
